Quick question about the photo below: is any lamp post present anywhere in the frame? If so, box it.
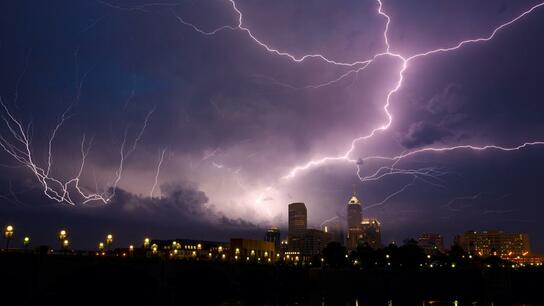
[63,239,69,251]
[4,225,14,251]
[23,236,30,250]
[58,229,67,251]
[143,238,150,249]
[106,234,113,252]
[98,242,105,254]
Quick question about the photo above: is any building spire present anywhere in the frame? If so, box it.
[348,185,361,205]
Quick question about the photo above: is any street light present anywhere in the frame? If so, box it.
[23,236,30,249]
[4,225,14,250]
[143,237,150,249]
[58,229,67,251]
[106,234,113,251]
[63,239,69,249]
[98,242,105,252]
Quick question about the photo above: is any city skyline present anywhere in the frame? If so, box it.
[2,191,539,262]
[1,0,544,252]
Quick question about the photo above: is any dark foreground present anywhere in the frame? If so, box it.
[1,253,543,306]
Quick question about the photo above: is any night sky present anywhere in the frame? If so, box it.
[1,0,544,251]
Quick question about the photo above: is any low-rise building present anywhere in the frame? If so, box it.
[418,233,444,254]
[454,230,530,257]
[230,238,276,262]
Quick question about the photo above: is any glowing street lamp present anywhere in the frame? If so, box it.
[63,239,70,249]
[58,229,67,240]
[4,225,14,250]
[143,238,150,249]
[23,236,30,249]
[129,245,134,253]
[58,229,67,251]
[98,242,105,252]
[106,234,113,251]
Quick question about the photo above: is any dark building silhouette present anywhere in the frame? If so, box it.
[321,218,344,245]
[346,193,362,250]
[264,226,281,251]
[360,218,381,249]
[298,229,327,258]
[230,239,276,262]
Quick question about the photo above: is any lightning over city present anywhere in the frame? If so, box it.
[1,0,544,255]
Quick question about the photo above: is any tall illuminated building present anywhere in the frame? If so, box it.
[288,202,307,251]
[346,192,362,250]
[360,218,381,249]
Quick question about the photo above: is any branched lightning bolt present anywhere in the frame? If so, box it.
[281,0,544,180]
[0,97,155,205]
[15,0,543,208]
[170,0,544,212]
[108,1,544,179]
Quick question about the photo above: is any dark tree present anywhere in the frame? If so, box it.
[322,242,347,268]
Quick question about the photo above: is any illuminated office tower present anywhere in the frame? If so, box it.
[346,192,362,250]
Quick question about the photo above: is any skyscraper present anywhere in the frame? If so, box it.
[288,202,307,236]
[360,218,381,249]
[346,192,362,250]
[288,202,307,251]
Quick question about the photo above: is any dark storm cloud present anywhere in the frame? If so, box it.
[0,178,261,248]
[426,83,466,115]
[400,121,452,148]
[108,182,256,229]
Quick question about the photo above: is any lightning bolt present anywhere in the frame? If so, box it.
[170,0,544,213]
[110,0,544,179]
[8,0,544,208]
[0,97,155,205]
[280,0,544,180]
[363,177,417,211]
[150,148,167,198]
